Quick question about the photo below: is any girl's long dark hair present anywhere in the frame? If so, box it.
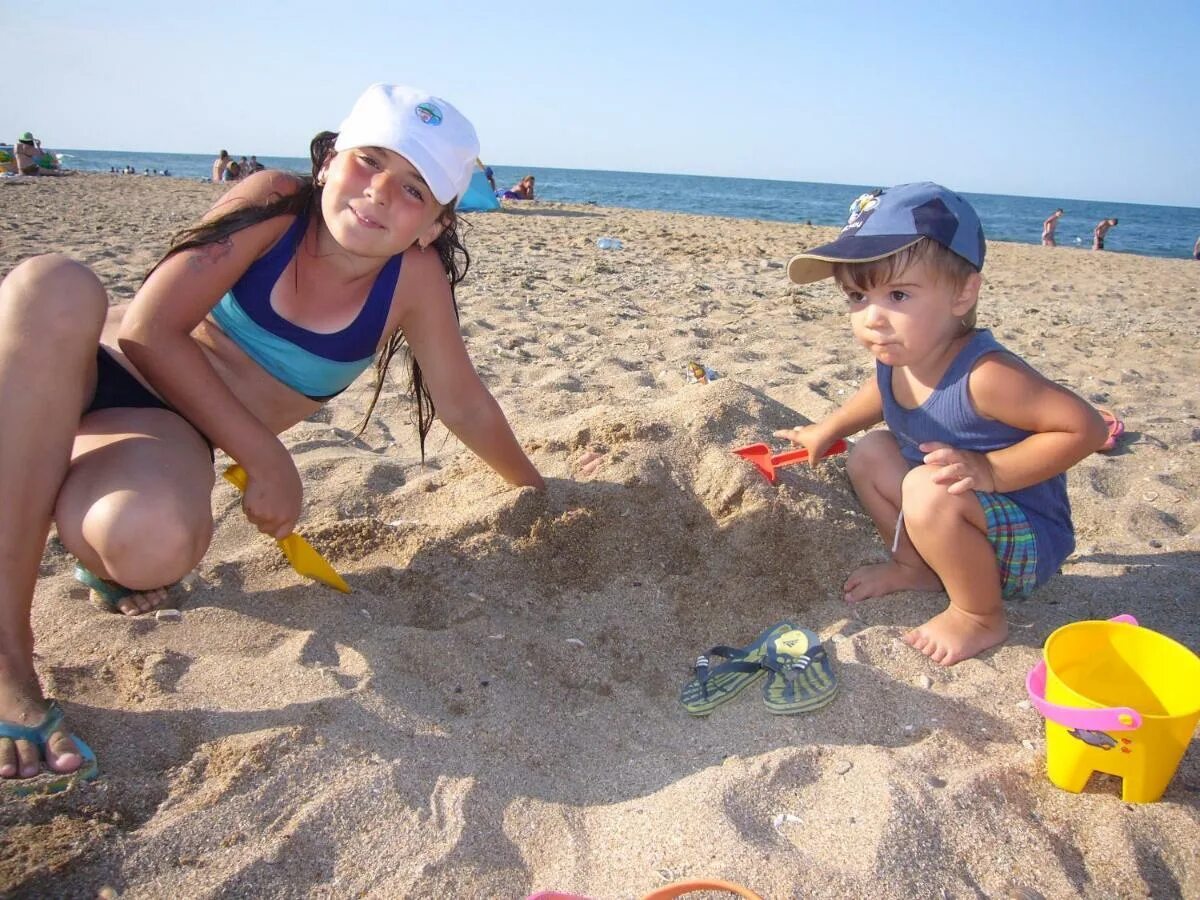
[146,131,470,459]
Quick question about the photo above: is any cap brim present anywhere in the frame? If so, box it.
[787,234,923,284]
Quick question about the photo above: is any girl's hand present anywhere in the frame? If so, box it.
[241,451,304,539]
[919,442,996,495]
[773,424,838,466]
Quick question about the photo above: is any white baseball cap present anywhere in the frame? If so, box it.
[333,83,480,206]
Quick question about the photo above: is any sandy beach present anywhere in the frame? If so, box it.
[1,173,1198,899]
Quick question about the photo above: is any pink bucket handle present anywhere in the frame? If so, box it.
[1025,613,1143,732]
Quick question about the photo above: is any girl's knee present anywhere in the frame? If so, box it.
[77,494,213,589]
[1,255,107,336]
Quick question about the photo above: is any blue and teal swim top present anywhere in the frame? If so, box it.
[209,214,402,400]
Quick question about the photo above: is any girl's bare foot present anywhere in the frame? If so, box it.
[106,587,170,616]
[844,560,942,603]
[902,606,1009,666]
[76,567,171,616]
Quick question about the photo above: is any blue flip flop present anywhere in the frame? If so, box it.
[760,627,838,715]
[0,700,100,796]
[679,621,798,716]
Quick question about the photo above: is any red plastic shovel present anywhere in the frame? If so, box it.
[732,438,849,483]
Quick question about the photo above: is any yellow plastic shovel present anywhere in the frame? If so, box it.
[222,465,352,593]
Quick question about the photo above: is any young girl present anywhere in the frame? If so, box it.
[777,183,1107,667]
[0,84,544,785]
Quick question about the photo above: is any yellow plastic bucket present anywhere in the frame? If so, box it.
[1026,614,1200,802]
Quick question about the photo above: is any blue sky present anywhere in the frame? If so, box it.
[3,1,1197,206]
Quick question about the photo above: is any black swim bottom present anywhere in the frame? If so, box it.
[86,348,214,459]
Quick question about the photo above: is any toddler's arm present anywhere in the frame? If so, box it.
[775,377,883,463]
[923,355,1107,494]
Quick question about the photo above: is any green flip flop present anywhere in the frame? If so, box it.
[73,563,135,612]
[0,700,100,797]
[761,627,838,715]
[679,620,798,717]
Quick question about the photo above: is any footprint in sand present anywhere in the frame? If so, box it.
[55,650,192,705]
[1087,461,1131,499]
[283,631,370,690]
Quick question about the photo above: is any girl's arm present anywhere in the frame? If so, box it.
[119,172,309,536]
[775,376,884,461]
[393,252,544,489]
[923,355,1107,494]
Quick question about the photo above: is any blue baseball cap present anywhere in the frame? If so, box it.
[787,182,986,284]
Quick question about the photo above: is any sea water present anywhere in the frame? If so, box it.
[52,149,1200,260]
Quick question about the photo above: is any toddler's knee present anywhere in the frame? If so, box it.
[1,254,107,336]
[845,430,898,480]
[900,465,949,522]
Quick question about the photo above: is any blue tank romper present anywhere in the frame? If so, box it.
[878,329,1075,589]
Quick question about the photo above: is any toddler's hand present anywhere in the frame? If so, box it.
[773,425,834,467]
[920,442,996,494]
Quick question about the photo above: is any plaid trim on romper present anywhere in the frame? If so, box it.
[977,491,1039,598]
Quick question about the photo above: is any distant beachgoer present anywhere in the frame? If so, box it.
[1093,218,1117,251]
[211,150,230,183]
[1193,236,1199,260]
[1041,209,1064,246]
[15,133,41,175]
[222,160,242,182]
[499,175,535,200]
[247,155,264,174]
[0,82,542,791]
[13,133,60,175]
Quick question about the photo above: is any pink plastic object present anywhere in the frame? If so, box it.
[1025,614,1144,731]
[732,438,848,483]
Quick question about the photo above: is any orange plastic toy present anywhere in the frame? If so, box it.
[733,438,849,483]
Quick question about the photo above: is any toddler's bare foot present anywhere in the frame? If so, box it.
[844,560,941,603]
[902,606,1009,666]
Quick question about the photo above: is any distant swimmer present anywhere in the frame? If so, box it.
[1093,217,1118,251]
[1042,208,1064,246]
[1194,236,1199,260]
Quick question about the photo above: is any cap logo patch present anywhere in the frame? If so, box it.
[842,190,882,234]
[414,102,443,126]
